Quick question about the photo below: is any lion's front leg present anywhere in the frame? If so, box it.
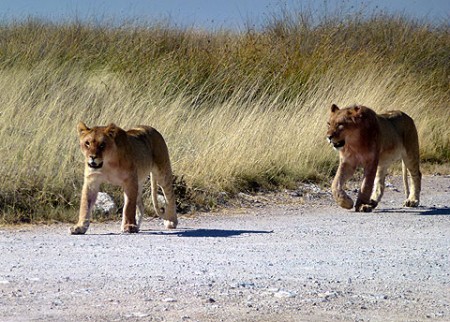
[355,160,378,212]
[332,161,356,209]
[70,181,99,235]
[121,178,139,234]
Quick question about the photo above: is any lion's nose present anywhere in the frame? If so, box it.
[88,156,98,165]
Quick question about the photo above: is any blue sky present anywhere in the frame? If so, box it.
[0,0,448,29]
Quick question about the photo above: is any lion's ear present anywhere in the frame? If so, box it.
[350,106,363,123]
[105,123,119,139]
[77,122,90,137]
[331,104,339,113]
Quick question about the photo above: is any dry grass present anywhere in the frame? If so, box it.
[0,11,448,223]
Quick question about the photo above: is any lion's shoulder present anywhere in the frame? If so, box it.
[377,110,417,138]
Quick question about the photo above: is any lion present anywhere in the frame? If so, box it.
[326,104,421,212]
[69,122,178,234]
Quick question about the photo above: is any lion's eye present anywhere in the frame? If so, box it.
[99,142,106,149]
[85,141,90,147]
[338,124,344,130]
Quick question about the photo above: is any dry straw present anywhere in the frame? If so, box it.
[0,12,448,222]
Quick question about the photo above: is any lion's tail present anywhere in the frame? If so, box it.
[402,160,410,198]
[150,173,178,229]
[151,173,164,218]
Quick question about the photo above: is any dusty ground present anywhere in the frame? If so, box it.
[1,175,449,322]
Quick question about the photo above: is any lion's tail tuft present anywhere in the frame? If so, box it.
[402,160,410,198]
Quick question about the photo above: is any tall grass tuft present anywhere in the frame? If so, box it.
[0,11,448,223]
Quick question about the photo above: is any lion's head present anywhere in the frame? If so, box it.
[77,122,121,170]
[326,104,380,151]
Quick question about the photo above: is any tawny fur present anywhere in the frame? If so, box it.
[327,104,421,212]
[70,122,178,234]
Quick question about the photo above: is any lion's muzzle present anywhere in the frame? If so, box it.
[327,136,345,150]
[332,140,345,150]
[88,157,103,169]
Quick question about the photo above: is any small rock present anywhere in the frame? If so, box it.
[157,194,167,208]
[318,291,337,300]
[217,192,228,204]
[163,298,177,303]
[237,281,255,288]
[94,192,116,215]
[374,294,388,300]
[274,290,296,298]
[290,191,303,197]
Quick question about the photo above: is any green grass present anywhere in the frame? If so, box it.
[0,11,449,223]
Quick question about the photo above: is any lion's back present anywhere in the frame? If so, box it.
[126,126,171,171]
[378,110,418,142]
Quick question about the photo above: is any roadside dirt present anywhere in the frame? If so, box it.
[1,175,449,322]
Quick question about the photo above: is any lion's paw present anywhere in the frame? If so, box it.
[355,204,374,213]
[121,224,139,234]
[403,199,419,207]
[369,199,378,208]
[69,225,88,235]
[164,219,178,229]
[337,196,354,209]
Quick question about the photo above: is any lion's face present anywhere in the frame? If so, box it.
[77,122,118,170]
[326,104,361,150]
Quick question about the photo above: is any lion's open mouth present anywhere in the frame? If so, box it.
[88,162,103,169]
[333,140,345,149]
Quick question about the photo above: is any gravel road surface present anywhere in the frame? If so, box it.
[1,176,449,321]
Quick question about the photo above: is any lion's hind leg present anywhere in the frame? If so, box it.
[401,120,421,208]
[136,184,145,230]
[402,158,421,208]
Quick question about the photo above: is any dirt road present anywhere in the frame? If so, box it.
[1,176,449,321]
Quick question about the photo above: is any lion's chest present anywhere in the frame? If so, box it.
[85,165,136,187]
[340,142,378,167]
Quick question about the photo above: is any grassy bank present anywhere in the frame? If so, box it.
[0,11,449,223]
